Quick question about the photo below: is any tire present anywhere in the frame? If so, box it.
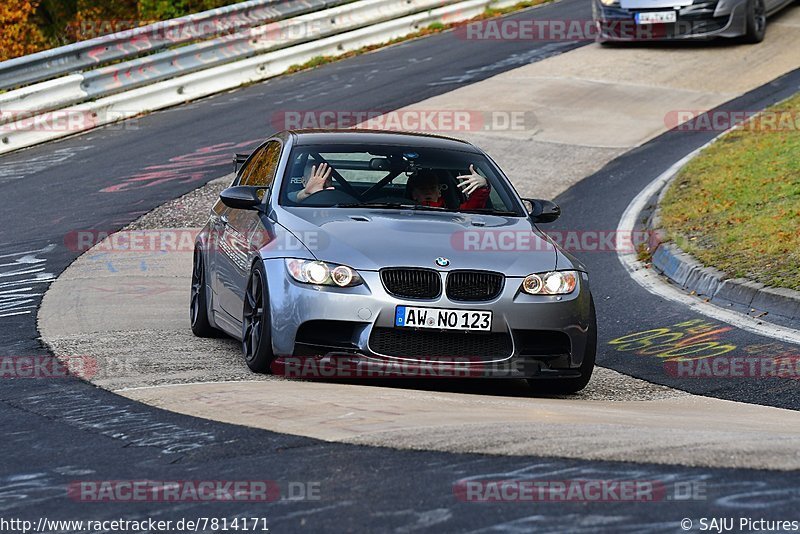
[190,247,219,337]
[743,0,767,43]
[242,260,275,373]
[527,295,597,395]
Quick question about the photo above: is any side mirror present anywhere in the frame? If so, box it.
[522,198,561,223]
[219,186,267,211]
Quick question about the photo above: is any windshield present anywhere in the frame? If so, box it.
[279,143,523,215]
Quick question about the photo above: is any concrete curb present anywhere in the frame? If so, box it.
[646,158,800,325]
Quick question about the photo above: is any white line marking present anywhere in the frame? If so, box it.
[616,139,800,345]
[0,308,37,318]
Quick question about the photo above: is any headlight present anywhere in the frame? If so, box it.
[521,271,578,295]
[285,259,363,287]
[599,0,619,5]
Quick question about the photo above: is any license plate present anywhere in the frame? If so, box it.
[635,11,676,23]
[395,306,492,331]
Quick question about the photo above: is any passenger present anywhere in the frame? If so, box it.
[292,161,334,202]
[408,165,489,210]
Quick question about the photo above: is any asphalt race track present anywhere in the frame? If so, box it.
[2,0,800,530]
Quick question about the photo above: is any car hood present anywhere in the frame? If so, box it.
[276,208,559,276]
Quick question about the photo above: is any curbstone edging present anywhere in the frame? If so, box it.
[752,287,800,321]
[712,278,765,310]
[650,238,800,322]
[647,161,800,325]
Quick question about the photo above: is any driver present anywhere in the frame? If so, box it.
[408,165,490,210]
[292,161,334,202]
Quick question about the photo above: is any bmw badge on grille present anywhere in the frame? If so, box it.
[435,257,450,267]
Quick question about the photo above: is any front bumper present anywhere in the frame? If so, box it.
[592,0,748,40]
[263,259,593,379]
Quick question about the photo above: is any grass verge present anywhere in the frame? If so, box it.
[659,92,800,291]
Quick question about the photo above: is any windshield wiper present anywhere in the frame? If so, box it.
[335,202,418,209]
[335,202,454,212]
[460,208,521,216]
[334,203,511,215]
[409,204,449,212]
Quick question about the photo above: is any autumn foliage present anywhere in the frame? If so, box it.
[0,1,47,61]
[0,0,243,62]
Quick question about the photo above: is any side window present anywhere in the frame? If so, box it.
[240,141,281,187]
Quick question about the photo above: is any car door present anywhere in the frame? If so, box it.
[213,139,282,322]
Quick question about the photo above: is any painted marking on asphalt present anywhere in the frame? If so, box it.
[616,138,800,346]
[0,472,64,512]
[0,146,92,185]
[608,319,737,362]
[100,139,257,193]
[15,390,218,454]
[0,244,56,318]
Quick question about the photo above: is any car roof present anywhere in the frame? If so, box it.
[286,129,482,152]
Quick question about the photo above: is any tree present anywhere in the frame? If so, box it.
[0,0,47,61]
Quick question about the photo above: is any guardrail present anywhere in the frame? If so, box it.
[0,0,351,91]
[0,0,454,126]
[0,0,523,155]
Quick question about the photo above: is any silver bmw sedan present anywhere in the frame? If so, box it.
[191,129,597,393]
